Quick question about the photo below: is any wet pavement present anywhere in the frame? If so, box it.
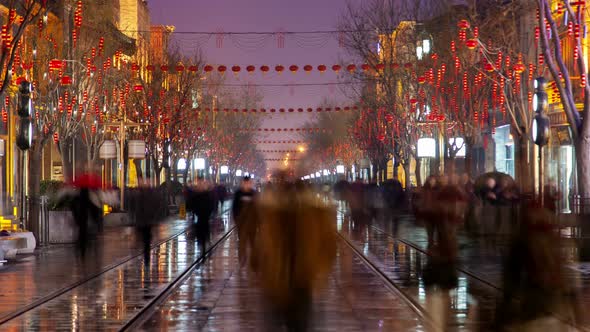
[361,210,590,330]
[139,232,426,331]
[0,211,232,331]
[0,202,231,323]
[336,212,496,331]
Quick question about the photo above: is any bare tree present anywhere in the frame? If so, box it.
[538,0,590,201]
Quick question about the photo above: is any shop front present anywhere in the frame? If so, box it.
[547,112,576,213]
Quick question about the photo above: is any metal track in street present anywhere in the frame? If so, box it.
[367,220,588,331]
[119,227,235,331]
[0,207,231,326]
[336,232,437,330]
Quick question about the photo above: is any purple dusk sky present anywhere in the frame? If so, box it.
[148,0,353,169]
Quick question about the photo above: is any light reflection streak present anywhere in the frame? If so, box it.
[418,278,426,303]
[71,295,78,331]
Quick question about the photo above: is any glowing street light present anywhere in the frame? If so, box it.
[336,165,345,174]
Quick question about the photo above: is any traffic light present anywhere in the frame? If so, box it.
[18,81,32,117]
[16,118,32,150]
[17,80,33,150]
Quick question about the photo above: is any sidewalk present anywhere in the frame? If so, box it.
[0,217,190,320]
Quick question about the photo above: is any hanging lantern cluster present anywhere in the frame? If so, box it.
[72,1,83,46]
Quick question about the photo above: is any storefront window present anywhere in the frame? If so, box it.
[547,126,576,213]
[493,125,515,178]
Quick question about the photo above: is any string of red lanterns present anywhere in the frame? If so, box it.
[255,140,304,144]
[194,106,367,113]
[122,62,416,74]
[240,127,332,133]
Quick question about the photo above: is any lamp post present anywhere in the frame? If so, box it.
[532,77,550,203]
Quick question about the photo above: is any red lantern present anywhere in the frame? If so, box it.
[188,65,198,72]
[404,63,413,69]
[160,65,169,72]
[133,84,143,92]
[146,65,155,71]
[418,76,426,84]
[288,108,294,112]
[375,63,385,71]
[361,64,370,72]
[465,39,478,50]
[204,65,214,73]
[484,63,495,72]
[232,65,241,74]
[260,65,270,73]
[304,65,313,73]
[385,114,394,122]
[275,65,285,73]
[347,64,356,73]
[297,108,304,112]
[279,108,285,113]
[289,65,298,73]
[307,108,313,112]
[61,76,73,85]
[270,108,276,113]
[218,65,227,73]
[15,77,26,85]
[246,65,255,73]
[378,134,386,141]
[49,59,64,71]
[513,63,525,74]
[332,64,341,73]
[53,132,59,143]
[457,19,470,30]
[318,65,327,73]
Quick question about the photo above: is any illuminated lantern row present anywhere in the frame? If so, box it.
[193,106,364,113]
[256,140,304,144]
[131,63,415,74]
[239,127,333,133]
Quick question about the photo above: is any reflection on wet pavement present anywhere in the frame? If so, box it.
[140,233,426,331]
[371,213,590,329]
[1,215,232,331]
[0,219,191,321]
[337,211,497,331]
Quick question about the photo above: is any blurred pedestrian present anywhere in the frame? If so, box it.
[190,177,214,253]
[417,176,438,248]
[232,176,256,266]
[252,178,336,331]
[495,202,581,330]
[59,171,102,260]
[132,179,163,266]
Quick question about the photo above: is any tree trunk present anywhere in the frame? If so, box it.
[415,157,422,187]
[58,139,73,182]
[576,135,590,213]
[464,137,474,177]
[27,142,44,242]
[515,133,534,195]
[403,162,412,191]
[182,164,189,184]
[172,158,179,183]
[145,156,151,179]
[447,155,456,176]
[133,159,143,182]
